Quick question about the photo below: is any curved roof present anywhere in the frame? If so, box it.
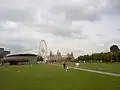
[7,53,37,57]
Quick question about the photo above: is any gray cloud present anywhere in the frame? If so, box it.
[33,22,88,39]
[1,0,120,23]
[117,29,120,32]
[105,0,120,13]
[96,34,105,38]
[0,9,33,23]
[50,0,120,22]
[0,26,38,54]
[0,0,120,56]
[0,43,28,53]
[52,4,101,22]
[0,38,38,54]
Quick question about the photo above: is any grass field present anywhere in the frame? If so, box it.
[0,64,120,90]
[78,63,120,74]
[56,62,120,74]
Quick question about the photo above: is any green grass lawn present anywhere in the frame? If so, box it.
[0,64,120,90]
[78,63,120,74]
[55,62,120,74]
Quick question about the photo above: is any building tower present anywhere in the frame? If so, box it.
[50,50,53,60]
[70,52,74,61]
[57,50,61,61]
[50,50,53,56]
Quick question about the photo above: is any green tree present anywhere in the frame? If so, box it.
[110,52,116,62]
[37,56,43,62]
[100,52,104,61]
[77,50,120,63]
[92,53,100,62]
[115,51,120,62]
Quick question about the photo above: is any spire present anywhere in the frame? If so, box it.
[57,50,59,55]
[50,50,52,56]
[67,53,70,56]
[59,51,61,56]
[57,49,61,55]
[71,52,73,56]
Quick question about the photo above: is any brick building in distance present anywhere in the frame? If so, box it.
[47,50,74,62]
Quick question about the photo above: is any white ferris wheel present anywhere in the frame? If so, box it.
[38,40,48,62]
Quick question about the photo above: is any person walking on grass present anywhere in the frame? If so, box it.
[63,61,69,71]
[63,61,66,70]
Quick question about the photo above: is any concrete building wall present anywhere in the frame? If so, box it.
[4,56,37,64]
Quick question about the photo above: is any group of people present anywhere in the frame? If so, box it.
[62,62,80,71]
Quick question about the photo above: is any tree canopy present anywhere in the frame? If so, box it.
[37,56,44,62]
[77,51,120,62]
[76,45,120,63]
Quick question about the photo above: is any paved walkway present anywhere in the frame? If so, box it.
[53,64,120,77]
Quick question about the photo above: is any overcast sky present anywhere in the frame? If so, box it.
[0,0,120,57]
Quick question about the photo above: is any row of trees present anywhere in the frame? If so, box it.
[76,51,120,62]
